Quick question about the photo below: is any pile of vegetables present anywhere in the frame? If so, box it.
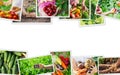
[97,0,120,19]
[70,0,90,19]
[80,0,104,25]
[0,50,26,74]
[51,51,71,75]
[0,10,19,19]
[18,55,53,75]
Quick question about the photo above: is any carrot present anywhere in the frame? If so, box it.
[56,70,61,75]
[52,72,56,75]
[61,61,67,69]
[75,13,80,18]
[57,70,64,75]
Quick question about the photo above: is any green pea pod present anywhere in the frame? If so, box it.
[12,64,19,74]
[7,52,12,63]
[1,66,6,73]
[4,51,8,63]
[0,50,6,54]
[4,64,9,73]
[0,59,3,68]
[14,52,22,56]
[0,53,4,58]
[8,69,12,74]
[8,55,16,68]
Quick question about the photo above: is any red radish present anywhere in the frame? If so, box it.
[43,4,57,16]
[96,6,100,11]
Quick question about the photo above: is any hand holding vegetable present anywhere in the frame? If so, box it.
[103,8,117,15]
[82,0,88,11]
[70,0,79,6]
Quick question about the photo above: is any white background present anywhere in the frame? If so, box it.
[0,17,120,75]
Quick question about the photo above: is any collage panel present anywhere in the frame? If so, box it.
[18,55,54,75]
[72,56,99,75]
[70,0,91,19]
[37,0,69,17]
[80,0,104,26]
[0,50,27,74]
[18,0,51,22]
[50,51,71,75]
[96,0,120,19]
[0,0,22,21]
[99,57,120,74]
[60,0,91,20]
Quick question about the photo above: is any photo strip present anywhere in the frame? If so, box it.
[18,0,51,22]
